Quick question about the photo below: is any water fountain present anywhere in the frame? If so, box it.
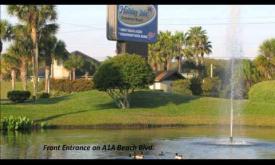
[227,5,242,144]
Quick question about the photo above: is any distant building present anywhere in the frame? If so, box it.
[36,50,100,80]
[149,70,183,92]
[50,58,70,79]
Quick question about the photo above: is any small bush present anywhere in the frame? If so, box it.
[172,79,192,96]
[7,90,31,103]
[38,92,50,99]
[202,77,221,97]
[190,77,203,95]
[2,116,33,131]
[49,79,94,93]
[71,79,95,92]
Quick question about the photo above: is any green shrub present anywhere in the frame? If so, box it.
[2,116,33,131]
[202,77,221,97]
[38,92,50,99]
[49,79,94,93]
[71,79,95,92]
[248,80,275,102]
[94,54,154,109]
[190,77,202,95]
[171,79,192,96]
[7,90,31,103]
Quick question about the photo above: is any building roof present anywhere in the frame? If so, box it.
[70,50,100,65]
[155,70,182,82]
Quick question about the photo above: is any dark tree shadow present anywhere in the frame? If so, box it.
[35,110,89,122]
[0,95,70,105]
[96,90,200,110]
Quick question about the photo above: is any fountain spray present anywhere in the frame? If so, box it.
[228,5,241,143]
[230,57,234,143]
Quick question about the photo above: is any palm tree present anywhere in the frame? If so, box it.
[199,36,212,65]
[8,5,57,100]
[0,20,13,54]
[7,24,33,90]
[242,59,259,88]
[187,26,212,66]
[7,41,32,91]
[149,31,173,71]
[148,44,161,72]
[160,31,174,71]
[172,31,188,73]
[254,38,275,80]
[64,54,84,80]
[1,53,19,90]
[38,23,68,93]
[40,35,68,93]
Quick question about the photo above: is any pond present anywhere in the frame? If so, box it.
[1,126,275,159]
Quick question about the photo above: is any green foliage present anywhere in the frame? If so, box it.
[202,77,221,97]
[190,77,202,95]
[2,116,33,131]
[38,92,50,99]
[171,79,192,96]
[94,54,155,91]
[64,54,84,70]
[186,26,212,66]
[254,38,275,80]
[94,54,155,109]
[77,60,98,76]
[242,60,259,85]
[7,90,31,102]
[49,79,94,93]
[248,80,275,103]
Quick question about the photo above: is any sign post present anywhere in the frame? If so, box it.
[107,5,158,58]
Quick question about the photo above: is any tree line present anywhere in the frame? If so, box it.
[148,28,275,98]
[0,5,97,99]
[149,26,212,74]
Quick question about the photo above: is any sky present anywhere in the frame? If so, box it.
[1,5,275,61]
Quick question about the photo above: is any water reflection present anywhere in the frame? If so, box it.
[1,126,275,159]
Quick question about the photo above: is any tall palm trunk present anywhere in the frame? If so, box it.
[153,62,158,72]
[194,54,200,77]
[0,40,3,54]
[11,69,16,90]
[200,53,204,65]
[195,54,200,66]
[72,68,76,80]
[164,60,168,71]
[31,25,39,100]
[69,70,72,80]
[45,65,51,93]
[20,59,27,90]
[177,56,182,73]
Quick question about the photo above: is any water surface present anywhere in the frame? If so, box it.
[1,126,275,159]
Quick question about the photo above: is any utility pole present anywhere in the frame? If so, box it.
[116,41,148,60]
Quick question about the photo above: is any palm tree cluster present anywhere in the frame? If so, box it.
[148,26,212,73]
[254,38,275,80]
[0,5,68,98]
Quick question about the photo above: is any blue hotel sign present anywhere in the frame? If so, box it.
[107,5,158,43]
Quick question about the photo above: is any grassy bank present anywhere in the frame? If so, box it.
[1,88,275,128]
[249,80,275,103]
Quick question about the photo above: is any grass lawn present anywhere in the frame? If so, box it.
[1,85,275,128]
